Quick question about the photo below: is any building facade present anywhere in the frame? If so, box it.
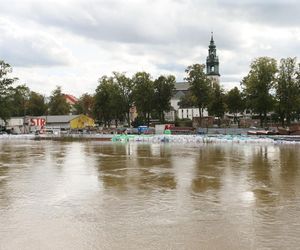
[43,114,94,130]
[0,114,95,134]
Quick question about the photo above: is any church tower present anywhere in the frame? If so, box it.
[206,32,220,83]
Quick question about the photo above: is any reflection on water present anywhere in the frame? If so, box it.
[1,141,300,249]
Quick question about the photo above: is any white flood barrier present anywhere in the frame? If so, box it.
[112,134,300,145]
[0,134,35,140]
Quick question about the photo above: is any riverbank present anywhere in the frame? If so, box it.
[35,133,114,141]
[0,133,114,141]
[0,134,36,140]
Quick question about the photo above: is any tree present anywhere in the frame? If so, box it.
[0,60,18,122]
[241,57,277,127]
[153,75,176,122]
[74,93,94,117]
[185,64,212,117]
[10,85,30,117]
[48,86,70,115]
[225,87,244,126]
[93,76,123,127]
[178,92,196,108]
[131,116,145,128]
[27,91,48,116]
[132,72,155,126]
[113,72,135,126]
[208,82,226,126]
[275,57,300,126]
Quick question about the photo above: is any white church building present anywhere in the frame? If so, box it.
[166,34,220,121]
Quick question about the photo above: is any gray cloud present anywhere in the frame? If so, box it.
[0,18,73,67]
[156,62,186,72]
[0,38,71,67]
[216,1,300,27]
[0,0,242,48]
[0,0,299,96]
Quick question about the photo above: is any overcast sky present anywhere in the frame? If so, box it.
[1,0,300,97]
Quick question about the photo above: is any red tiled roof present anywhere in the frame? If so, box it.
[63,94,78,105]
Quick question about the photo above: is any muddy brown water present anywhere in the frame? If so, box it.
[0,140,300,249]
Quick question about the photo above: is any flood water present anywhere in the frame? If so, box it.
[1,140,300,249]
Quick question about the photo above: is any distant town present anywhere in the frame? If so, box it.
[1,35,300,136]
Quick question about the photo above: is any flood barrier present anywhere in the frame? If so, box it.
[112,134,300,144]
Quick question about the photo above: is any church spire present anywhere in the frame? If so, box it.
[210,31,214,44]
[206,33,220,79]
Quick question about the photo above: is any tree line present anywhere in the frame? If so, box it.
[180,57,300,127]
[0,60,176,127]
[0,60,70,122]
[1,56,300,128]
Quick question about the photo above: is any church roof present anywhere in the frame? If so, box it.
[172,82,189,100]
[175,82,189,91]
[173,90,186,99]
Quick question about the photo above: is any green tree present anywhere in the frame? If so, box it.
[10,85,30,117]
[132,72,154,126]
[153,75,176,122]
[225,87,244,126]
[74,93,94,117]
[275,57,300,126]
[93,76,123,127]
[178,92,196,108]
[113,72,135,126]
[27,91,48,116]
[48,86,70,115]
[0,60,18,122]
[131,116,146,128]
[208,82,226,126]
[185,64,212,117]
[241,57,277,127]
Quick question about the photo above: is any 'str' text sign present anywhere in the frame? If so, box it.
[30,118,46,127]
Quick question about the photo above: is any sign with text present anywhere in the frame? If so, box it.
[30,118,46,127]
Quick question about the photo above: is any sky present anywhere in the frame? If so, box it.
[1,0,300,97]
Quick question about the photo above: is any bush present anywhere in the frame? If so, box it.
[175,118,192,127]
[131,116,146,128]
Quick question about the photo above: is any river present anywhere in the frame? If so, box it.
[0,140,300,249]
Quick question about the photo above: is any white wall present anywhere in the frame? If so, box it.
[170,98,180,111]
[164,111,176,121]
[177,108,208,120]
[6,118,24,126]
